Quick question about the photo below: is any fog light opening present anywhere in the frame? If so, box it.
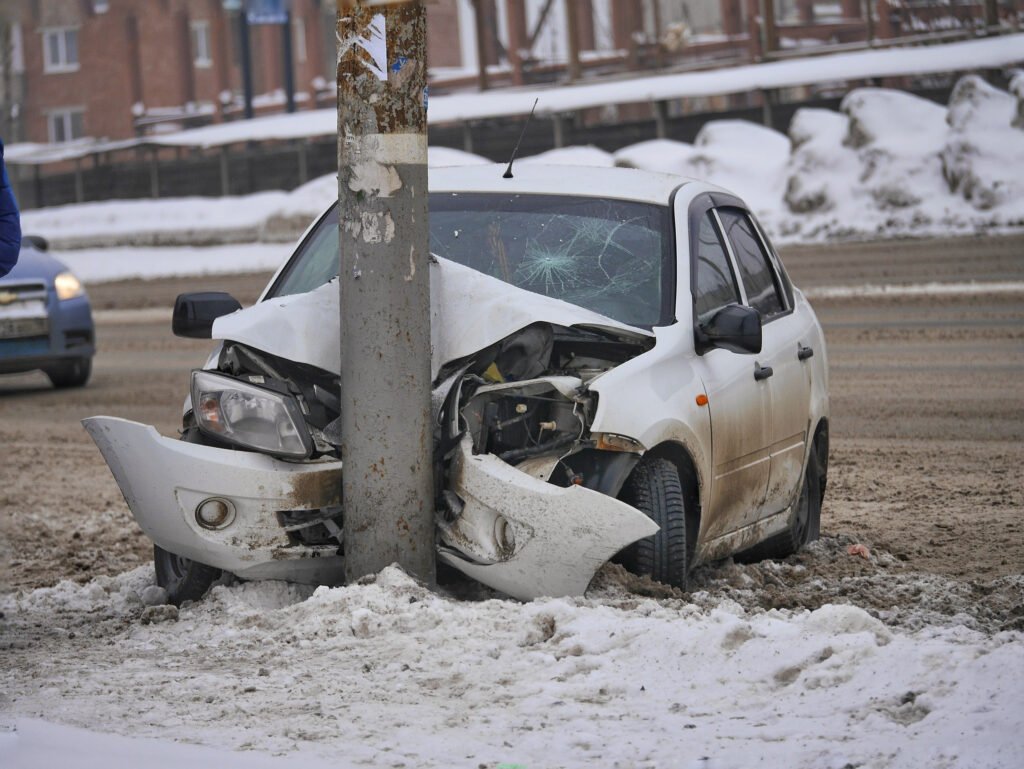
[195,497,236,530]
[494,515,515,552]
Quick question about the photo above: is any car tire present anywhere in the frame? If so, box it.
[45,357,91,388]
[619,457,690,589]
[150,426,223,606]
[153,544,221,606]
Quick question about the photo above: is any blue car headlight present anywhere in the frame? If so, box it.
[191,370,312,458]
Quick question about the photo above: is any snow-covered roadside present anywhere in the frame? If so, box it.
[20,146,490,250]
[56,243,290,284]
[1,556,1022,769]
[21,75,1024,254]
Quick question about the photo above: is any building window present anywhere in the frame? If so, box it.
[47,109,85,143]
[191,21,212,68]
[292,17,307,63]
[11,23,24,74]
[93,0,110,13]
[42,27,79,73]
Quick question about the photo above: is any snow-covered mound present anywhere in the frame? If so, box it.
[19,76,1024,252]
[520,144,615,166]
[685,120,791,220]
[842,88,949,210]
[22,148,491,249]
[942,74,1024,211]
[1,559,1022,768]
[612,137,698,172]
[778,80,1024,241]
[20,190,292,249]
[613,123,790,222]
[427,145,490,167]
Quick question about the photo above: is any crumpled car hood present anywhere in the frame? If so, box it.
[212,257,653,379]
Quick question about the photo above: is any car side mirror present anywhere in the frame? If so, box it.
[22,235,49,252]
[172,292,242,339]
[700,304,762,354]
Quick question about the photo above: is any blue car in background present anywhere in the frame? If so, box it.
[0,236,94,388]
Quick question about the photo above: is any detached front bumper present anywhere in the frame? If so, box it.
[83,416,345,584]
[439,437,658,600]
[84,418,658,599]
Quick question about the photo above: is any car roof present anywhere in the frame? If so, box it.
[429,163,700,205]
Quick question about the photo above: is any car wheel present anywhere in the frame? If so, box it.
[619,457,690,589]
[150,426,223,606]
[45,357,91,388]
[153,544,221,606]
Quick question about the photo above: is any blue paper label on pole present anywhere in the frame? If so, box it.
[246,0,288,25]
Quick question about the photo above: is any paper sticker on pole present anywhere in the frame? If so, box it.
[338,12,388,81]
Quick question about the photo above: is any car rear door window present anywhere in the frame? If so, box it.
[693,212,741,323]
[716,208,784,318]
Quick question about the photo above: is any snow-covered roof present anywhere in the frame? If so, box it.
[6,34,1022,165]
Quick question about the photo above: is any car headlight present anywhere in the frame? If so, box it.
[54,271,84,300]
[191,370,312,458]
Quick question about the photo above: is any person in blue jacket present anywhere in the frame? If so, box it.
[0,138,22,278]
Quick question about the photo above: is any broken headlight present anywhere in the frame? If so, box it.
[191,370,312,459]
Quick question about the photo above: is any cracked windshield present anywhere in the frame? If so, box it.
[429,193,670,327]
[270,194,670,329]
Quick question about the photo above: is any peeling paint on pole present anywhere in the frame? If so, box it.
[337,0,434,585]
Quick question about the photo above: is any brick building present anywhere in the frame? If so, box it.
[0,0,691,145]
[0,0,905,147]
[0,0,467,144]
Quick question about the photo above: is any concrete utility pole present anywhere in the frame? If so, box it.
[336,0,435,585]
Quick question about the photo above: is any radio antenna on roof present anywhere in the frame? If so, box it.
[503,99,539,179]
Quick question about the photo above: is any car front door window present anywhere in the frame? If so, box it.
[716,208,784,319]
[693,212,741,324]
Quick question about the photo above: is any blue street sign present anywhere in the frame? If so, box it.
[246,0,289,25]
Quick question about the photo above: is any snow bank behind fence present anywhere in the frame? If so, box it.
[20,74,1024,253]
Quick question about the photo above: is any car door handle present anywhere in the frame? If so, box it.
[798,345,814,361]
[754,363,774,381]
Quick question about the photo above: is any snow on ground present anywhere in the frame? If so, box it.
[428,145,493,168]
[21,148,492,249]
[613,121,791,224]
[18,75,1024,280]
[942,75,1024,211]
[20,191,292,249]
[521,145,616,166]
[57,243,290,284]
[1,553,1022,769]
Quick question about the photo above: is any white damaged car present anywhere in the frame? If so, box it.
[84,165,829,603]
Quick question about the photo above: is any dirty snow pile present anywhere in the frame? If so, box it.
[18,147,490,251]
[18,75,1024,260]
[2,560,1022,769]
[614,74,1024,242]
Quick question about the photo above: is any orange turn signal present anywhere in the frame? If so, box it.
[696,394,709,407]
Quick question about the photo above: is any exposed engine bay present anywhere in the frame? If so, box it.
[190,320,654,567]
